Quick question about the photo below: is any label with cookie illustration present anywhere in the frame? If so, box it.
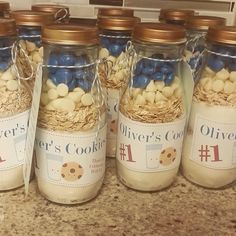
[116,112,186,172]
[189,105,236,169]
[0,110,29,170]
[35,124,107,187]
[106,88,120,157]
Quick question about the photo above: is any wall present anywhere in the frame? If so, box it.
[8,0,236,25]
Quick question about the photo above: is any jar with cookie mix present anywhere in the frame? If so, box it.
[116,23,187,191]
[0,19,32,190]
[35,25,106,204]
[11,10,54,79]
[184,16,226,80]
[0,1,10,18]
[97,16,140,157]
[31,4,70,23]
[160,9,195,25]
[182,26,236,189]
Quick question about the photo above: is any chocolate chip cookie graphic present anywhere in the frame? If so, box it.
[110,119,118,134]
[159,147,177,166]
[61,162,84,182]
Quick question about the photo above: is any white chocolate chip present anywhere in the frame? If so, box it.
[216,68,230,81]
[19,40,27,51]
[229,71,236,82]
[224,81,235,94]
[45,103,55,111]
[48,89,58,100]
[212,79,224,92]
[81,93,93,106]
[184,49,193,61]
[6,79,18,91]
[1,68,15,80]
[57,83,69,97]
[204,80,213,91]
[26,40,36,52]
[134,94,146,105]
[200,77,210,87]
[107,55,116,64]
[99,48,109,59]
[67,91,84,103]
[51,98,75,112]
[131,88,142,99]
[144,91,155,104]
[162,86,174,98]
[204,66,215,77]
[46,79,56,89]
[174,88,182,99]
[155,91,167,102]
[31,51,42,63]
[155,81,165,91]
[40,92,49,106]
[73,87,85,94]
[146,80,156,92]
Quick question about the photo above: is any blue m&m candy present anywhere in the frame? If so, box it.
[165,73,175,86]
[55,69,73,84]
[109,44,123,57]
[0,61,9,71]
[77,79,92,92]
[68,79,77,92]
[160,63,174,74]
[58,52,76,66]
[151,72,163,81]
[132,74,150,89]
[207,55,224,72]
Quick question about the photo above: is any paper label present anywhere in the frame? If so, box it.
[0,110,29,170]
[190,111,236,169]
[23,66,42,194]
[106,88,120,157]
[35,124,107,187]
[116,112,186,172]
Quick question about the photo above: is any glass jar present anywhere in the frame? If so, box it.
[97,16,140,157]
[116,23,187,191]
[0,19,32,190]
[0,1,10,17]
[161,9,195,25]
[35,25,106,204]
[31,4,70,23]
[11,10,54,77]
[182,26,236,189]
[184,16,226,80]
[97,8,134,19]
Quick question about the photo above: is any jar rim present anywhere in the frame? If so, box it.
[0,1,10,12]
[42,24,99,45]
[160,9,195,21]
[97,16,140,31]
[186,16,226,31]
[11,10,55,26]
[133,23,186,44]
[207,26,236,45]
[0,18,16,36]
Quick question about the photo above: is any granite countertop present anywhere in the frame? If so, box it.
[0,159,235,236]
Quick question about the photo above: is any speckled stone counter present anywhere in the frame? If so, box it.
[0,159,235,236]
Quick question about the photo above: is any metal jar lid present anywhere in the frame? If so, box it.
[97,16,140,31]
[133,23,186,44]
[186,16,226,31]
[42,24,99,45]
[161,9,195,22]
[11,10,55,26]
[0,18,16,36]
[0,1,10,12]
[97,8,134,18]
[31,4,70,19]
[207,26,236,45]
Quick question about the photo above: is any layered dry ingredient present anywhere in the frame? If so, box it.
[116,23,187,191]
[97,16,140,157]
[184,16,226,79]
[182,26,236,188]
